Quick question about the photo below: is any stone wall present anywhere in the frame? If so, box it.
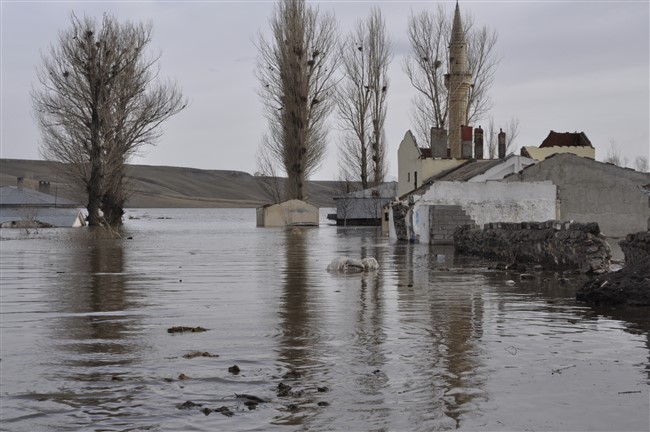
[454,220,611,273]
[391,201,410,241]
[576,231,650,306]
[620,231,650,266]
[430,205,477,244]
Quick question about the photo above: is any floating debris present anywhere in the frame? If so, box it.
[177,400,202,410]
[551,364,576,375]
[228,365,241,375]
[183,351,218,359]
[277,382,292,397]
[235,394,266,403]
[178,373,189,380]
[168,326,208,334]
[317,401,330,407]
[283,370,302,380]
[317,386,330,393]
[215,406,234,417]
[244,401,258,410]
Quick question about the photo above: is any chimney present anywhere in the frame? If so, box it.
[39,180,51,195]
[17,177,24,191]
[431,127,448,159]
[474,126,484,160]
[498,128,506,159]
[461,125,473,159]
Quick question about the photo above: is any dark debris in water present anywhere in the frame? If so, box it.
[277,382,292,397]
[167,326,208,334]
[177,400,202,410]
[228,365,241,374]
[235,393,266,403]
[282,370,302,380]
[216,406,234,417]
[183,351,218,359]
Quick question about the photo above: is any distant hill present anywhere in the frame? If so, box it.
[0,159,341,208]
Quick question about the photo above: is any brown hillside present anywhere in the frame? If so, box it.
[0,159,340,208]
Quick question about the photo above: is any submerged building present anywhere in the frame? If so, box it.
[0,179,85,228]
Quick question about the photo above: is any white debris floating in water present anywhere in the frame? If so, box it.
[327,257,379,273]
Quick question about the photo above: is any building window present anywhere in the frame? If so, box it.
[414,171,418,188]
[384,212,389,222]
[407,172,410,182]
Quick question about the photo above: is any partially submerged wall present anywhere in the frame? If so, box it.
[400,181,557,243]
[454,221,611,273]
[577,231,650,306]
[256,200,319,227]
[620,231,650,266]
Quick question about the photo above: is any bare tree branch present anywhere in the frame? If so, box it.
[256,0,338,200]
[32,13,187,225]
[336,7,391,188]
[403,5,500,147]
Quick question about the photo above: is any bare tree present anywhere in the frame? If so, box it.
[485,116,496,159]
[403,5,500,146]
[484,115,519,159]
[504,116,520,155]
[634,155,649,172]
[334,166,360,227]
[604,140,623,166]
[336,7,391,189]
[255,135,285,204]
[366,8,391,186]
[33,13,187,226]
[256,0,338,201]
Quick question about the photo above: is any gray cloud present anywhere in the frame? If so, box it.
[1,1,647,180]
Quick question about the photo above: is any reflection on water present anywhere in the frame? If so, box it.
[1,209,648,432]
[277,230,313,370]
[50,236,137,372]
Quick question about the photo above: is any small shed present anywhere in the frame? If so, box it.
[334,182,397,226]
[0,185,86,228]
[256,199,319,227]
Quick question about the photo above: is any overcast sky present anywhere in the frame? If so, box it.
[1,1,648,180]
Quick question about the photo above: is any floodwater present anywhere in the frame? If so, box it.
[1,208,648,431]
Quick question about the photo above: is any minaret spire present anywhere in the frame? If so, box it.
[445,0,472,159]
[451,1,465,45]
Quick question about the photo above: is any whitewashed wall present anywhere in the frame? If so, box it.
[410,181,557,243]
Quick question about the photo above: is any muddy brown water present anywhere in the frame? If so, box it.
[1,208,648,431]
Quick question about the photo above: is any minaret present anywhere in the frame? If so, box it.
[445,1,472,159]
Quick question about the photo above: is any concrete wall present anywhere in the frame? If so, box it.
[256,200,319,227]
[397,131,464,197]
[506,153,650,238]
[408,181,557,243]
